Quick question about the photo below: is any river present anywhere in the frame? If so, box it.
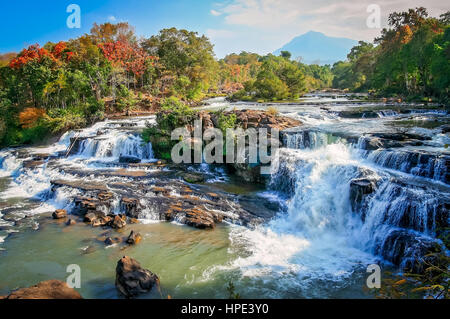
[0,94,448,298]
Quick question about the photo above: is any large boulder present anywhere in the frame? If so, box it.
[1,280,82,299]
[115,256,159,298]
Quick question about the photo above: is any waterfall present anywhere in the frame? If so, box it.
[363,149,449,184]
[282,130,343,150]
[262,132,449,274]
[76,132,153,160]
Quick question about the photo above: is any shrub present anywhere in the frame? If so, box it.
[266,106,279,116]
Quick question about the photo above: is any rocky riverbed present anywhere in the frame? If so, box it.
[0,94,448,299]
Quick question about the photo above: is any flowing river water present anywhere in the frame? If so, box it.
[0,94,448,298]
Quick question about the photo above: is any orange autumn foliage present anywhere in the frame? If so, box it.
[19,108,46,128]
[9,43,74,69]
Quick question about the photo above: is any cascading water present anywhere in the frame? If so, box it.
[232,125,448,291]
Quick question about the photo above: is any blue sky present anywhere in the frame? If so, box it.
[0,0,447,58]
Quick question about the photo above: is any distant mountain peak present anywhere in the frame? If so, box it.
[274,31,358,65]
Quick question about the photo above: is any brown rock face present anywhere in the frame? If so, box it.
[1,280,82,299]
[52,209,67,219]
[115,256,159,298]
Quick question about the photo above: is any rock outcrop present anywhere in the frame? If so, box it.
[1,280,82,299]
[52,209,67,219]
[115,256,159,298]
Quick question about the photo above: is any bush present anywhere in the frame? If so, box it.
[266,106,279,116]
[213,110,237,133]
[157,97,196,131]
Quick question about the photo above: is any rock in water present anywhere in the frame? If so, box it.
[115,256,159,298]
[52,209,67,219]
[1,280,82,299]
[66,218,77,226]
[105,237,122,246]
[111,215,127,229]
[126,231,142,245]
[119,155,142,164]
[182,172,205,184]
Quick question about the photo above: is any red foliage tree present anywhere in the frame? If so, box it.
[9,42,74,69]
[98,40,156,78]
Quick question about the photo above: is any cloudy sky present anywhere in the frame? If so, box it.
[0,0,448,57]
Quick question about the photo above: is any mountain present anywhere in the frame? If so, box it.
[273,31,358,65]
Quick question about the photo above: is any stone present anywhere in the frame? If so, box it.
[120,198,139,218]
[92,216,112,227]
[182,172,205,184]
[105,237,122,246]
[66,219,77,226]
[84,212,97,223]
[115,256,159,298]
[1,280,82,299]
[52,209,67,219]
[350,178,377,218]
[111,215,127,229]
[126,231,142,245]
[119,155,142,164]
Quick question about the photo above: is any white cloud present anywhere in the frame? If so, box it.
[209,0,448,57]
[108,15,117,22]
[210,9,222,16]
[206,29,235,39]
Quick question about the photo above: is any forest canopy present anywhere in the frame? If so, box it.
[0,7,448,148]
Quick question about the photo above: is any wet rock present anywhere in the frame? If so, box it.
[231,163,264,183]
[68,137,88,155]
[111,215,127,229]
[376,230,444,273]
[81,245,97,255]
[92,216,113,227]
[105,237,122,246]
[181,172,205,184]
[115,256,159,298]
[121,198,139,218]
[119,155,142,164]
[98,192,114,201]
[52,180,108,192]
[52,209,67,220]
[23,160,45,169]
[126,231,142,245]
[441,124,450,134]
[129,218,140,224]
[350,178,377,217]
[1,280,82,299]
[84,212,97,223]
[66,219,77,226]
[338,110,379,118]
[184,208,217,229]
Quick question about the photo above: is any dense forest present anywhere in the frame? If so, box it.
[0,7,448,148]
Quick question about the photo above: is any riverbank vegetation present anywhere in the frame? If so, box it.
[0,7,448,148]
[332,8,450,103]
